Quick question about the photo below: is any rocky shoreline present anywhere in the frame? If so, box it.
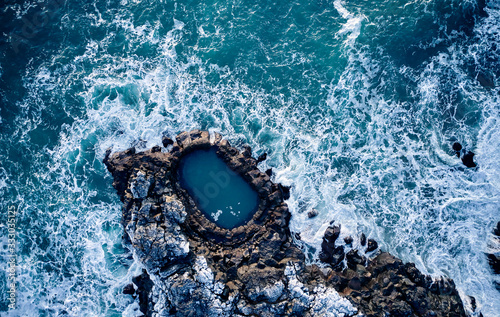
[104,129,468,317]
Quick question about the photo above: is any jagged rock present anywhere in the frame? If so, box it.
[452,142,462,157]
[307,209,319,218]
[360,233,367,246]
[123,283,135,295]
[462,151,477,168]
[133,270,154,316]
[104,130,467,317]
[257,153,267,163]
[130,171,151,199]
[278,183,291,200]
[162,136,174,147]
[366,239,378,252]
[486,221,500,276]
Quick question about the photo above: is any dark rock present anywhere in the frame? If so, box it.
[366,239,378,252]
[344,236,353,245]
[469,295,477,312]
[452,142,462,157]
[123,283,135,295]
[494,221,500,237]
[132,270,153,316]
[462,151,477,168]
[487,253,500,274]
[327,274,349,291]
[321,225,341,264]
[278,183,291,200]
[360,233,367,246]
[151,145,161,153]
[307,209,319,218]
[348,277,362,291]
[242,145,252,158]
[330,246,346,268]
[346,250,365,270]
[256,153,267,163]
[161,136,174,147]
[265,168,273,177]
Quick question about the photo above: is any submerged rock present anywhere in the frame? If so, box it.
[307,209,319,218]
[105,130,467,316]
[486,221,500,276]
[452,142,477,168]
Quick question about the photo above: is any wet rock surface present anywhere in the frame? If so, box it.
[318,224,466,317]
[486,221,500,291]
[105,130,467,316]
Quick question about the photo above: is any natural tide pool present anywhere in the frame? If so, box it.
[179,148,259,229]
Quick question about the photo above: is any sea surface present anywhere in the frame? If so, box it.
[1,0,499,315]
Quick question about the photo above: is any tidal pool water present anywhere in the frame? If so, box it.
[179,148,259,229]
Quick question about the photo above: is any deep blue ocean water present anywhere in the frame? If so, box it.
[0,0,499,315]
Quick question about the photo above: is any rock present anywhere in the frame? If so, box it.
[346,250,365,269]
[162,136,174,147]
[265,168,273,177]
[278,184,291,200]
[344,236,353,245]
[257,153,267,163]
[130,171,151,199]
[494,221,500,237]
[125,147,136,155]
[452,142,462,157]
[366,239,378,252]
[320,225,342,265]
[132,270,153,316]
[307,209,319,218]
[462,151,477,168]
[242,145,252,157]
[123,283,135,295]
[360,233,367,246]
[487,254,500,274]
[348,277,362,291]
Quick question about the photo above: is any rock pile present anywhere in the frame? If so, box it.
[317,224,466,316]
[104,130,467,316]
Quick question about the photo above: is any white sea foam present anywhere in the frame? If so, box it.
[333,0,365,47]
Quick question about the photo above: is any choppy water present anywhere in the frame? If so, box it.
[0,0,499,315]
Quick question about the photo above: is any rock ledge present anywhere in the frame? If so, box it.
[104,130,467,317]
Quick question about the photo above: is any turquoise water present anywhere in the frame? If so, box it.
[0,0,499,315]
[179,148,259,229]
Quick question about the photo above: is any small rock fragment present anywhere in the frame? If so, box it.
[307,209,319,218]
[366,239,378,252]
[162,136,174,147]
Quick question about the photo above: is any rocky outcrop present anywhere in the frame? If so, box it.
[317,224,466,316]
[486,221,500,291]
[105,130,467,316]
